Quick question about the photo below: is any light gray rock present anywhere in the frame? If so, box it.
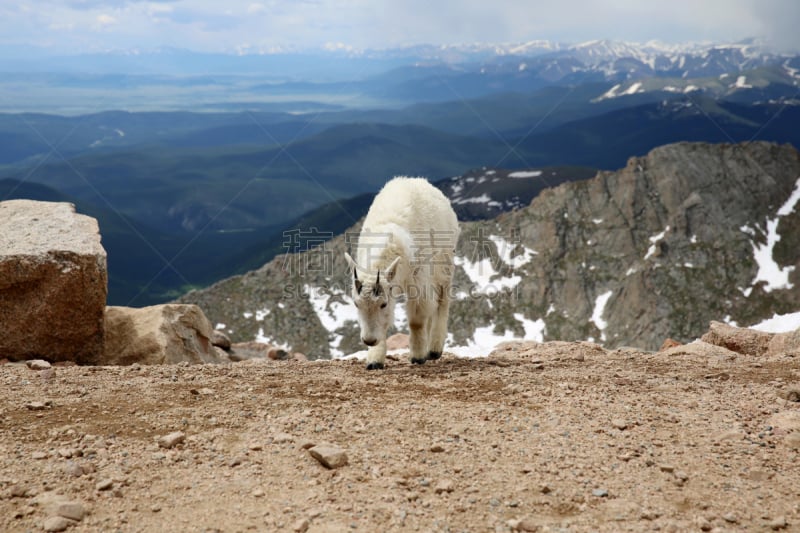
[43,516,74,532]
[158,431,186,449]
[701,321,773,356]
[55,500,87,521]
[104,304,222,365]
[26,359,52,370]
[0,200,107,364]
[211,330,232,350]
[308,445,348,469]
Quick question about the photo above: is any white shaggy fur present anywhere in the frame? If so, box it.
[345,177,460,370]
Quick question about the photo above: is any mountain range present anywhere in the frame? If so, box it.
[2,38,799,307]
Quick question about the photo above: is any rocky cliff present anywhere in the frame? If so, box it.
[178,141,800,356]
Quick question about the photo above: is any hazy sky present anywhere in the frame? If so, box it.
[1,0,798,54]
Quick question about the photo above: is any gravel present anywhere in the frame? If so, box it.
[1,345,799,532]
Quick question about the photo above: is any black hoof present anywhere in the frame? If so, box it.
[365,362,384,370]
[411,357,427,365]
[427,351,442,360]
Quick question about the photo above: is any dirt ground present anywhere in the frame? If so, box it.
[1,341,800,533]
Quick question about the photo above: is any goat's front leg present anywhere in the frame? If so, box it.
[365,340,387,370]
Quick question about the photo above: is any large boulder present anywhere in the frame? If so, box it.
[701,321,773,356]
[0,200,107,364]
[104,304,223,365]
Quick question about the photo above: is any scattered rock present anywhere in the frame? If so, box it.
[611,419,628,430]
[769,516,788,530]
[26,401,48,411]
[64,462,83,477]
[157,431,186,449]
[26,359,52,370]
[96,479,113,491]
[592,488,609,497]
[55,500,86,521]
[272,432,294,444]
[0,200,107,364]
[43,516,74,532]
[292,517,310,532]
[723,513,739,523]
[308,445,348,469]
[267,347,290,360]
[293,352,308,362]
[429,444,445,453]
[386,333,410,350]
[785,433,800,449]
[778,387,800,402]
[659,464,675,473]
[211,330,232,350]
[515,518,539,532]
[104,305,222,365]
[228,342,271,361]
[33,451,48,460]
[434,479,454,494]
[659,338,682,351]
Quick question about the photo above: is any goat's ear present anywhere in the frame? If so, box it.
[344,252,356,270]
[385,257,401,282]
[344,252,362,293]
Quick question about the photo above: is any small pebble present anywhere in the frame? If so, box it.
[592,489,609,497]
[157,431,185,449]
[434,479,454,494]
[611,419,628,430]
[430,444,445,453]
[55,501,87,521]
[292,517,310,532]
[43,516,74,532]
[769,516,788,530]
[96,479,113,491]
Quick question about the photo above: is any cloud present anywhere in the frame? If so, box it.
[95,14,117,26]
[0,0,798,54]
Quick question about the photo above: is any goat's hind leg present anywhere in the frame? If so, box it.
[427,283,451,361]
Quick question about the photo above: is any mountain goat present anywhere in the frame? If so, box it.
[344,177,460,370]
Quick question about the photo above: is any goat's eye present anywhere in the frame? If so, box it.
[380,302,387,309]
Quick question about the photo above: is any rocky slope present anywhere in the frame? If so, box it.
[178,141,800,357]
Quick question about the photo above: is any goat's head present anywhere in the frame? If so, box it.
[344,252,401,347]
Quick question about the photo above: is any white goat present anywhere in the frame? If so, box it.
[344,177,460,370]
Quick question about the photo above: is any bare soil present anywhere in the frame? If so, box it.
[2,342,800,532]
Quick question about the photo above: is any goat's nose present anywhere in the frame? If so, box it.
[362,337,377,347]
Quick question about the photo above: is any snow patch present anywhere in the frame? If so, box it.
[453,194,491,205]
[590,290,613,342]
[304,284,359,356]
[747,177,800,293]
[733,75,752,89]
[622,82,643,95]
[749,311,800,333]
[644,226,670,260]
[508,170,542,178]
[445,313,545,358]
